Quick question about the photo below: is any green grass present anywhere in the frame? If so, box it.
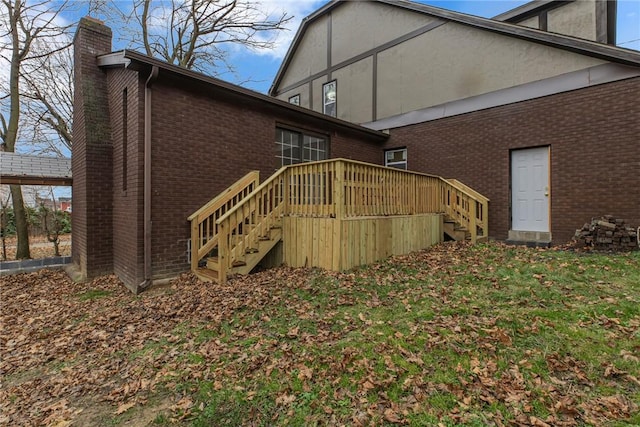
[5,242,638,426]
[75,289,113,301]
[162,243,639,426]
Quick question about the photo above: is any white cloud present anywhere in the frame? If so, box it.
[249,0,328,59]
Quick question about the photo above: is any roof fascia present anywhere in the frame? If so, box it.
[378,0,640,66]
[96,50,131,68]
[95,49,388,141]
[493,0,568,22]
[269,1,342,96]
[270,0,640,96]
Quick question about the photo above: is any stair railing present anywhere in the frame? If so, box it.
[206,159,490,282]
[216,166,288,282]
[439,178,489,242]
[187,170,259,271]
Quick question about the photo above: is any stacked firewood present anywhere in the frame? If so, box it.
[574,216,638,251]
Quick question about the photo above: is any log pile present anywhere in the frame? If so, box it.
[574,216,638,251]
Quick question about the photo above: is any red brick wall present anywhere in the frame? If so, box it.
[107,69,145,288]
[75,38,384,290]
[145,75,384,280]
[72,18,114,278]
[386,77,640,243]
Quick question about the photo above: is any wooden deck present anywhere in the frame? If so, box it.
[189,158,489,283]
[283,214,441,271]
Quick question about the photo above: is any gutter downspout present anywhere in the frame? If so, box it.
[141,65,159,291]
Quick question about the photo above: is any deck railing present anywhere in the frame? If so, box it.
[339,160,441,217]
[216,167,288,282]
[189,159,489,280]
[445,178,490,240]
[187,170,259,271]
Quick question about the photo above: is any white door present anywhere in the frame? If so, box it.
[511,147,550,232]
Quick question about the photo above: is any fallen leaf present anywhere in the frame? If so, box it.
[115,401,136,415]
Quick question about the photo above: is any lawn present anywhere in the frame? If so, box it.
[1,242,638,426]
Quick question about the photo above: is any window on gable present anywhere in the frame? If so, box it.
[323,80,336,117]
[276,127,328,167]
[289,94,300,106]
[385,148,407,170]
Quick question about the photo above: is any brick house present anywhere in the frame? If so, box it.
[270,0,640,245]
[72,0,639,292]
[72,17,391,292]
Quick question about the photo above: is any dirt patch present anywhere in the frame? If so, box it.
[71,394,178,427]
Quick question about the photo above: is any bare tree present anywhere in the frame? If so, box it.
[102,0,292,73]
[0,0,72,259]
[21,44,73,156]
[38,187,63,257]
[0,190,11,261]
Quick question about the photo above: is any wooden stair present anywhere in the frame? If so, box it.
[194,225,282,283]
[189,160,490,284]
[443,218,470,241]
[443,216,488,242]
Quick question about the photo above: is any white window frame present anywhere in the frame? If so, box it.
[289,94,300,106]
[385,148,407,170]
[323,80,337,117]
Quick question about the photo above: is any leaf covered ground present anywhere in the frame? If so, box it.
[2,234,71,260]
[1,242,639,426]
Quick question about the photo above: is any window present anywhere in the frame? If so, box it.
[276,127,328,166]
[323,80,336,117]
[289,94,300,106]
[385,148,407,170]
[301,134,326,162]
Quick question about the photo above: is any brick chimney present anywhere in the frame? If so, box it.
[71,17,114,279]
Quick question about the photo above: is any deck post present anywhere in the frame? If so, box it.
[411,174,417,214]
[334,160,345,220]
[190,220,199,271]
[282,168,289,216]
[482,200,489,239]
[469,200,477,243]
[218,222,228,283]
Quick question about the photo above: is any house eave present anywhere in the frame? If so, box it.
[378,0,640,66]
[96,49,389,142]
[270,0,640,95]
[96,51,131,68]
[269,1,344,96]
[492,0,567,22]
